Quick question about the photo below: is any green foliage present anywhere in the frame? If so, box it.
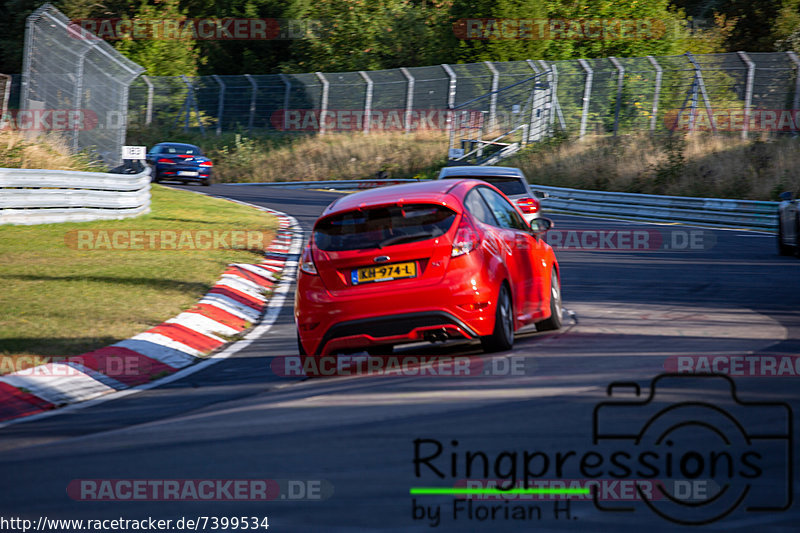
[280,0,447,72]
[113,0,203,76]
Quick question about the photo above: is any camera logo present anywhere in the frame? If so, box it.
[592,373,792,525]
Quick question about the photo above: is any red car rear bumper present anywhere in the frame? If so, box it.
[295,264,500,355]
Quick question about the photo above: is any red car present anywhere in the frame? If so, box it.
[295,179,562,356]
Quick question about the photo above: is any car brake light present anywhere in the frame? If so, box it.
[516,197,539,214]
[157,158,176,164]
[199,161,213,167]
[300,246,318,275]
[451,216,481,257]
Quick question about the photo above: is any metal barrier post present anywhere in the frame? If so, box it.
[609,57,624,136]
[141,75,154,126]
[279,73,291,132]
[484,61,499,131]
[788,52,800,122]
[442,64,457,144]
[578,59,593,138]
[212,75,224,135]
[400,67,414,134]
[646,56,662,133]
[359,70,373,134]
[315,72,329,135]
[738,51,754,140]
[0,75,11,130]
[686,53,716,134]
[538,60,565,131]
[244,74,257,132]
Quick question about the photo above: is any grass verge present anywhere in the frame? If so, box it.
[0,185,276,365]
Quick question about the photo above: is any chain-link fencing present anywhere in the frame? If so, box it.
[20,3,144,165]
[129,51,800,142]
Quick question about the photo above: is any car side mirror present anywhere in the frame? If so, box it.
[533,190,549,199]
[529,217,553,235]
[779,191,794,202]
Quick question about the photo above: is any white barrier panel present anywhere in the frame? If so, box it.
[0,167,151,225]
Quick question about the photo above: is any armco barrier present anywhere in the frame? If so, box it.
[533,184,779,231]
[237,178,779,231]
[0,167,151,225]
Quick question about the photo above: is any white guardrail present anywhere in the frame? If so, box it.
[0,167,151,225]
[236,178,779,232]
[533,184,779,232]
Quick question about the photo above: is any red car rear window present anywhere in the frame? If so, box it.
[314,204,456,251]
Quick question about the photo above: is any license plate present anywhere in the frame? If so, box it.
[178,171,198,176]
[352,262,417,285]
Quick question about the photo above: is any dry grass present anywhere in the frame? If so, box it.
[510,133,800,200]
[0,130,96,170]
[210,130,450,182]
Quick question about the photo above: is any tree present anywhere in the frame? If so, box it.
[113,0,202,77]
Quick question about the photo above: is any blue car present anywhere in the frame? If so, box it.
[146,142,213,186]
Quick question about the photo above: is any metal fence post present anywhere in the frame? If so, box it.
[19,11,36,113]
[646,56,662,133]
[212,75,224,135]
[484,61,499,131]
[179,75,204,135]
[400,67,414,134]
[141,75,154,126]
[788,52,800,122]
[686,53,716,134]
[527,59,540,74]
[72,42,94,151]
[442,64,457,142]
[315,72,329,135]
[737,51,754,140]
[609,57,624,136]
[542,61,566,131]
[278,73,291,131]
[0,75,10,130]
[244,73,257,132]
[359,70,373,134]
[578,59,593,138]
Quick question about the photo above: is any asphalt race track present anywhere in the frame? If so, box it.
[1,183,799,532]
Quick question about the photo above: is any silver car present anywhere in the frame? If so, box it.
[778,191,799,256]
[437,166,546,224]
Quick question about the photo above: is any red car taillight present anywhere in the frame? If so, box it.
[300,245,318,275]
[199,161,213,167]
[451,216,481,257]
[157,158,176,164]
[516,197,539,214]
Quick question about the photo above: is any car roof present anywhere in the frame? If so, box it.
[438,166,525,179]
[152,142,201,149]
[323,180,474,216]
